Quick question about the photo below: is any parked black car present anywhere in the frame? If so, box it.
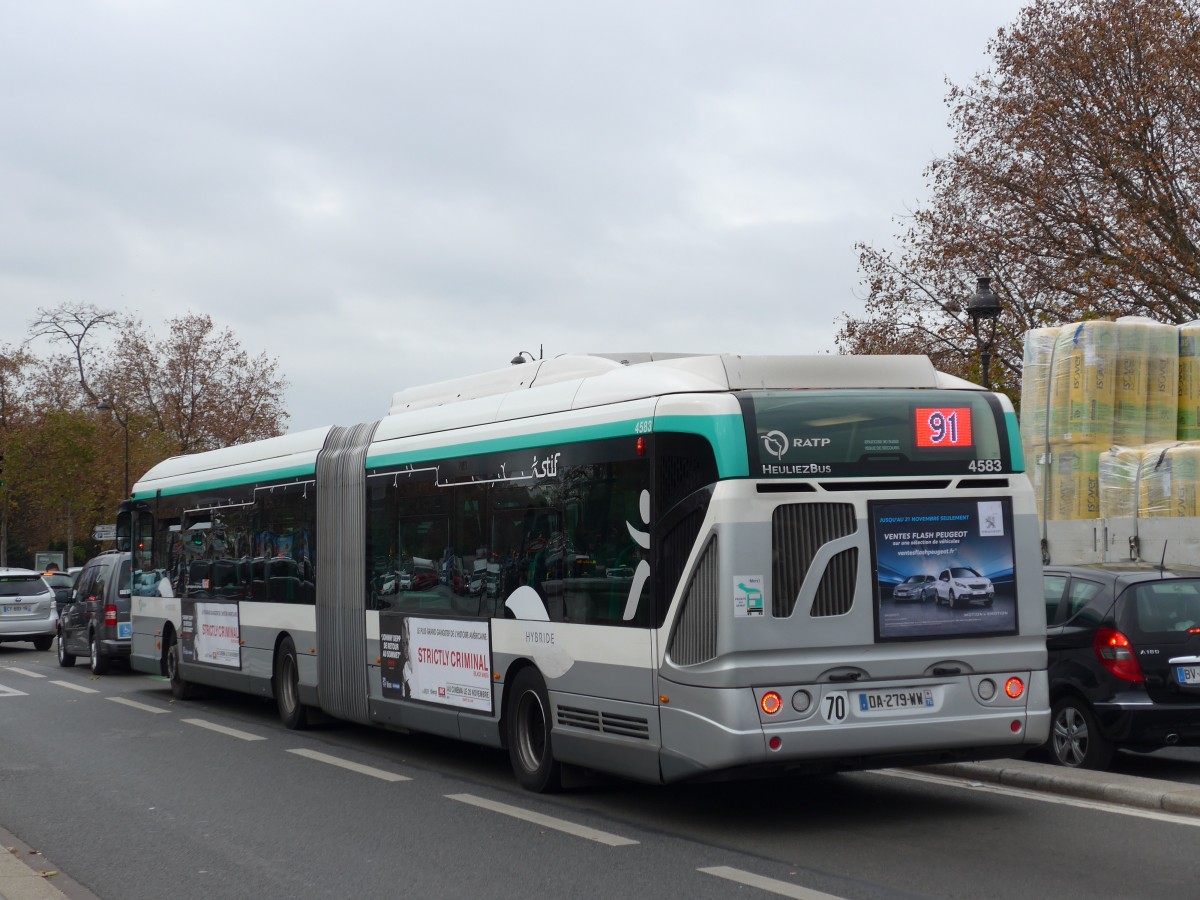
[57,551,132,675]
[1043,562,1200,769]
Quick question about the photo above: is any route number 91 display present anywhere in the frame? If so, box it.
[915,406,973,448]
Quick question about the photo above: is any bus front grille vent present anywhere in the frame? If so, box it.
[810,547,858,618]
[666,535,719,667]
[557,706,650,740]
[772,503,857,617]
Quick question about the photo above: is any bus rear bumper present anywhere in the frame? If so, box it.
[658,672,1049,784]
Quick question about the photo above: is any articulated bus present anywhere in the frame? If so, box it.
[119,353,1050,791]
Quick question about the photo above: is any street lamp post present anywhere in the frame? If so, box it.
[96,399,129,498]
[966,276,1002,390]
[510,345,543,365]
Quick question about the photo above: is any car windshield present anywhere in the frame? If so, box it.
[950,567,980,579]
[902,576,925,584]
[1129,580,1200,634]
[43,574,74,589]
[0,575,49,597]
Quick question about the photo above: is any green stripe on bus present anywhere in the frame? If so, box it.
[366,414,749,476]
[131,463,317,500]
[652,414,748,477]
[1005,411,1025,472]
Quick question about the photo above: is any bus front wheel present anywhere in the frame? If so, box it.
[506,667,561,793]
[166,631,194,700]
[275,636,309,730]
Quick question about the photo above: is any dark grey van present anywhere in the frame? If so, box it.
[57,551,132,675]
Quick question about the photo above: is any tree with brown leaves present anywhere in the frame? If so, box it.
[839,0,1200,399]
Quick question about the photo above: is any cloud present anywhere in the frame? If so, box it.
[0,0,1025,432]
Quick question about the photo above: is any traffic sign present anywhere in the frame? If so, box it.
[93,524,117,542]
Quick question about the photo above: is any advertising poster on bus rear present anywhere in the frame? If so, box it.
[869,497,1017,641]
[380,614,493,713]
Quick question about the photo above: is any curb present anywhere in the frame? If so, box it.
[921,757,1200,816]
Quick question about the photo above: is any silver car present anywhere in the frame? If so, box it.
[0,568,58,651]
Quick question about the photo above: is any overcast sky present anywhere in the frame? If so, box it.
[1,1,1027,433]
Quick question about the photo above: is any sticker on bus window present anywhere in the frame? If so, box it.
[914,407,973,448]
[733,576,764,617]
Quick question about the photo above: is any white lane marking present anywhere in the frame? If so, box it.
[699,866,848,900]
[4,667,46,678]
[182,718,267,741]
[0,683,28,697]
[51,680,99,694]
[877,769,1200,827]
[286,748,411,782]
[446,793,638,847]
[108,696,170,714]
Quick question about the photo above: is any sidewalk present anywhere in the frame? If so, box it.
[0,828,74,900]
[923,756,1200,815]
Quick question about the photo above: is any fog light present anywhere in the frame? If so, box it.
[792,689,812,713]
[978,678,996,701]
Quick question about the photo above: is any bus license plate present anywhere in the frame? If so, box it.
[1,604,31,615]
[1176,666,1200,686]
[857,688,936,713]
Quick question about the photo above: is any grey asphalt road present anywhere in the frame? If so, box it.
[3,645,1199,900]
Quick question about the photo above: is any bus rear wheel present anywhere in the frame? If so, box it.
[506,667,561,793]
[275,636,309,730]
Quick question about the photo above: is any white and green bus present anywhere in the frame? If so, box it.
[120,353,1049,791]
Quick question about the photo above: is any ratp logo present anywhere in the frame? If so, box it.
[761,430,789,460]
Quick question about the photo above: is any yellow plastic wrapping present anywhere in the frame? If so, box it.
[1139,442,1200,518]
[1179,322,1200,440]
[1047,443,1103,521]
[1048,321,1117,445]
[1018,326,1060,452]
[1097,445,1143,519]
[1118,317,1179,443]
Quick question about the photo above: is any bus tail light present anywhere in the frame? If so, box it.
[760,691,782,715]
[1004,677,1024,699]
[1094,627,1144,683]
[104,604,118,626]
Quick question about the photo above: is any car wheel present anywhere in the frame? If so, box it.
[948,590,958,609]
[1050,696,1115,770]
[32,636,53,652]
[57,634,76,667]
[89,631,110,675]
[506,667,562,793]
[274,636,309,730]
[167,631,194,700]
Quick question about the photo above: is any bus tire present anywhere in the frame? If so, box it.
[89,630,110,675]
[167,631,194,700]
[275,636,309,730]
[506,667,561,793]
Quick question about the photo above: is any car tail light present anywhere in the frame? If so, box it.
[104,604,118,626]
[1094,627,1144,683]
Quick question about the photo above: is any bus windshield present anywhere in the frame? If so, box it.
[741,389,1008,478]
